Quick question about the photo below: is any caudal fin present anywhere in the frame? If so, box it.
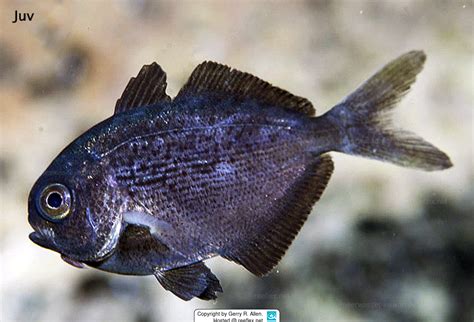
[325,51,452,171]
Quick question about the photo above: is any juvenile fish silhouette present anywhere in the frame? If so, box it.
[28,51,452,300]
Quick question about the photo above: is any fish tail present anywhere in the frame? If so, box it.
[321,50,452,171]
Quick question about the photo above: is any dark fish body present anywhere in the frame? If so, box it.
[28,51,452,300]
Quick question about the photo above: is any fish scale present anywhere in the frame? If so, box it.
[114,126,303,179]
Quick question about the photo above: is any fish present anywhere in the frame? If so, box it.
[28,51,452,301]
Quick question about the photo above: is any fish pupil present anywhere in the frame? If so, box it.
[47,192,63,209]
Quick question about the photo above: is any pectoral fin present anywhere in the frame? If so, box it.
[122,211,186,255]
[123,211,172,237]
[154,262,223,301]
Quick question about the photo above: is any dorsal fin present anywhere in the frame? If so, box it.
[222,154,334,276]
[114,63,171,114]
[176,61,315,116]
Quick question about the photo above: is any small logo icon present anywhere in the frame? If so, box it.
[267,310,277,321]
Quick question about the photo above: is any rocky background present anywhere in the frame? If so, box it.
[1,1,472,321]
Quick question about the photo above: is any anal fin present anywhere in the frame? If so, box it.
[154,262,223,301]
[222,154,334,276]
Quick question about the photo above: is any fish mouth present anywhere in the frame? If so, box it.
[29,231,57,251]
[29,220,121,266]
[30,231,86,268]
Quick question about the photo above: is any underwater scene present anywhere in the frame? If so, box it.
[1,1,472,321]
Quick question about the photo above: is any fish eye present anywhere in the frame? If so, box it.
[46,192,63,209]
[38,183,71,221]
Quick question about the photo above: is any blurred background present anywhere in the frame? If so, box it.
[0,1,472,321]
